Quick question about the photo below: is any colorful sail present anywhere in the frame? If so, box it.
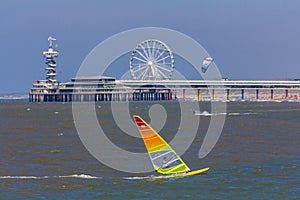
[133,115,190,174]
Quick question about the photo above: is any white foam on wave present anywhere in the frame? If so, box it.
[228,112,257,116]
[59,174,101,179]
[194,110,226,116]
[0,176,48,179]
[0,174,101,180]
[194,110,257,116]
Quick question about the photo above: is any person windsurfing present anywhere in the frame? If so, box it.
[162,157,168,168]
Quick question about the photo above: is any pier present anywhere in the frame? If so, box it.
[29,78,300,102]
[29,37,300,102]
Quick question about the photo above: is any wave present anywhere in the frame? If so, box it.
[193,110,225,116]
[194,110,257,116]
[228,112,257,116]
[0,174,101,180]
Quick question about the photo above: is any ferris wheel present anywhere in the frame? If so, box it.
[129,39,174,80]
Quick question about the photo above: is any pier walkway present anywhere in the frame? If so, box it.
[29,77,300,102]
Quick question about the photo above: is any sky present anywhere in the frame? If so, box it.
[1,0,300,93]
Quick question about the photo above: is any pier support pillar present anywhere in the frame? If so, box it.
[183,89,186,101]
[241,89,245,100]
[227,89,230,101]
[271,89,274,99]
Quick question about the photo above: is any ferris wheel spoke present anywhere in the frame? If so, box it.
[146,41,152,59]
[151,41,156,58]
[154,45,163,58]
[139,44,150,59]
[156,69,169,79]
[132,63,148,67]
[156,55,170,63]
[157,63,173,69]
[139,67,149,80]
[136,66,148,79]
[155,49,166,61]
[158,62,172,65]
[135,70,144,79]
[135,49,149,61]
[156,65,173,73]
[155,49,165,60]
[132,63,148,69]
[133,56,147,63]
[132,65,147,73]
[153,46,159,58]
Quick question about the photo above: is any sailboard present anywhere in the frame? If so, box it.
[133,115,209,177]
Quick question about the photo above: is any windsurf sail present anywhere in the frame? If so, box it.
[133,115,190,175]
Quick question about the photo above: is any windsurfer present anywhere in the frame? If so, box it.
[162,157,168,168]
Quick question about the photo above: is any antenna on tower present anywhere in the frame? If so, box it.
[48,36,57,48]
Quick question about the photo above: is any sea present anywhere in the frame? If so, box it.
[0,100,299,199]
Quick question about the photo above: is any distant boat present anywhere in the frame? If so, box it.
[133,115,209,177]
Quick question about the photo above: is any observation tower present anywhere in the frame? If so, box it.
[43,36,59,82]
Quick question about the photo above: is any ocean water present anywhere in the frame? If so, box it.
[0,100,299,199]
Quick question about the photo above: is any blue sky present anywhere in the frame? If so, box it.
[1,0,300,93]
